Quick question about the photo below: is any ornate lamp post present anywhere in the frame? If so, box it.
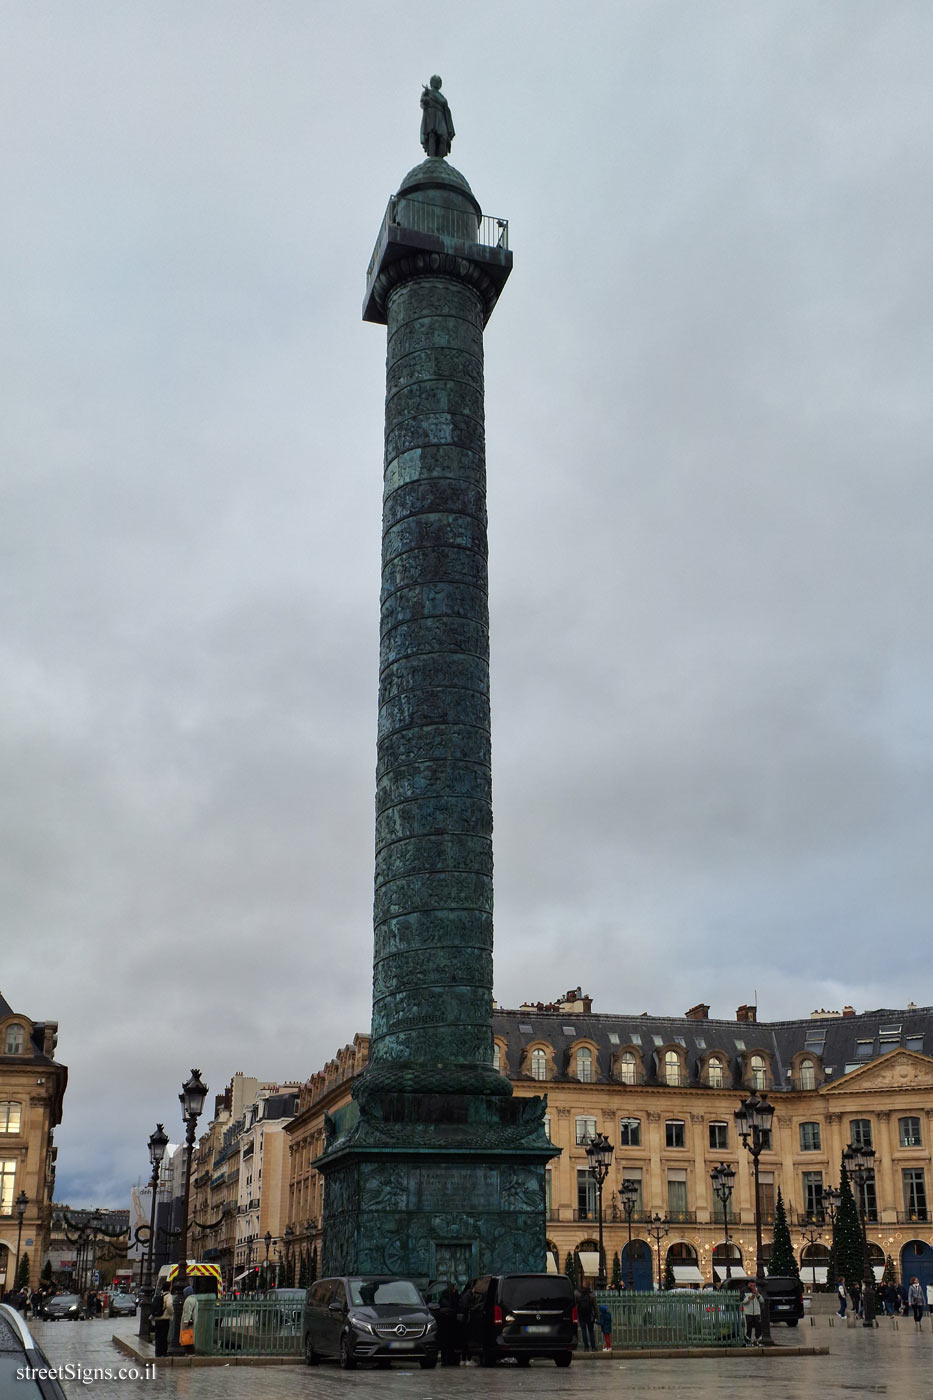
[799,1217,823,1296]
[138,1123,169,1337]
[619,1179,639,1291]
[13,1191,28,1290]
[735,1094,775,1345]
[170,1069,208,1353]
[646,1214,669,1293]
[710,1162,737,1286]
[263,1230,273,1293]
[584,1133,614,1290]
[283,1225,295,1287]
[843,1143,877,1327]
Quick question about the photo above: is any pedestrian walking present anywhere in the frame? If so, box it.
[837,1276,847,1318]
[152,1284,174,1357]
[908,1277,924,1329]
[598,1301,612,1351]
[577,1283,597,1351]
[742,1280,762,1345]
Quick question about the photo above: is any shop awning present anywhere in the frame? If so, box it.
[546,1254,558,1274]
[672,1265,704,1284]
[577,1251,600,1279]
[873,1265,885,1283]
[801,1265,828,1284]
[713,1266,748,1282]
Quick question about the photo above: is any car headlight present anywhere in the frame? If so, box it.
[426,1319,437,1333]
[347,1314,374,1335]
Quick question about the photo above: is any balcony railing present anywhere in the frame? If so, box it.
[367,198,509,279]
[897,1209,930,1224]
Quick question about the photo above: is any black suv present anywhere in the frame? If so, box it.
[302,1276,438,1369]
[759,1276,804,1326]
[463,1273,576,1366]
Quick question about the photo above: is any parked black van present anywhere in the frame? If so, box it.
[463,1274,576,1366]
[759,1276,804,1326]
[302,1277,438,1369]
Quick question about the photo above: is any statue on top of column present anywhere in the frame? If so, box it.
[420,75,455,158]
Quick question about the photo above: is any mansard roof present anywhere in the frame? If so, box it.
[492,1003,933,1089]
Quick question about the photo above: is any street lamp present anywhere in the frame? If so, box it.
[843,1143,877,1328]
[138,1123,169,1337]
[646,1214,669,1293]
[13,1191,28,1291]
[710,1162,737,1286]
[170,1069,208,1353]
[263,1231,273,1293]
[799,1217,824,1297]
[584,1132,614,1291]
[283,1225,295,1286]
[619,1179,639,1291]
[735,1094,775,1345]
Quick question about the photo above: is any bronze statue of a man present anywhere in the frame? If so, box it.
[420,75,455,158]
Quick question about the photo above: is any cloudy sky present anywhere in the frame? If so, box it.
[3,2,931,1206]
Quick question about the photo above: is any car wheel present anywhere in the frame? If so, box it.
[339,1336,357,1370]
[517,1355,531,1366]
[480,1348,498,1367]
[786,1319,798,1328]
[555,1352,572,1366]
[377,1359,391,1369]
[303,1334,319,1366]
[419,1356,437,1369]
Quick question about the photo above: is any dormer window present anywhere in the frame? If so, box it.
[3,1025,25,1055]
[750,1054,767,1091]
[619,1051,636,1085]
[664,1050,682,1087]
[531,1048,548,1082]
[576,1047,593,1083]
[707,1056,724,1089]
[798,1058,816,1090]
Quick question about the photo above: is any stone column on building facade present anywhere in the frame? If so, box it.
[690,1113,709,1222]
[645,1113,663,1213]
[875,1109,897,1221]
[826,1111,844,1174]
[775,1114,794,1217]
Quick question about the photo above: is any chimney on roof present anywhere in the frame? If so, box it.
[685,1003,710,1021]
[736,1003,757,1023]
[842,1005,855,1017]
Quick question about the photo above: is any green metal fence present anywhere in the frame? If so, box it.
[596,1290,744,1348]
[192,1298,303,1357]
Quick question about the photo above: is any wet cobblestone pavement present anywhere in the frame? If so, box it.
[25,1314,933,1398]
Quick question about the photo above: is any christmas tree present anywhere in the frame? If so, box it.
[833,1162,865,1293]
[881,1254,897,1287]
[611,1250,622,1289]
[565,1251,577,1288]
[664,1254,675,1290]
[769,1187,800,1280]
[16,1252,30,1291]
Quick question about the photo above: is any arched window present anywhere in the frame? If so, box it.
[3,1025,25,1055]
[750,1055,766,1090]
[576,1047,593,1083]
[664,1050,681,1086]
[531,1048,548,1082]
[0,1103,22,1134]
[798,1058,815,1090]
[619,1051,636,1084]
[707,1057,724,1088]
[492,1043,501,1071]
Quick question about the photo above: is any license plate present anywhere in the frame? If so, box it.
[387,1340,415,1349]
[523,1325,552,1334]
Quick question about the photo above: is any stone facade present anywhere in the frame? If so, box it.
[0,991,67,1290]
[288,996,933,1293]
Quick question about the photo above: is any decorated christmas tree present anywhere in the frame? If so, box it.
[611,1250,622,1289]
[769,1187,800,1280]
[565,1251,577,1287]
[664,1254,675,1290]
[833,1162,865,1292]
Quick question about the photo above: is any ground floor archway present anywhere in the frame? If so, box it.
[901,1240,933,1297]
[621,1239,653,1292]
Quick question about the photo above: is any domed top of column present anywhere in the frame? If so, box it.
[396,157,482,219]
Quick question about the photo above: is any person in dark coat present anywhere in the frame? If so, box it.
[577,1283,596,1350]
[436,1283,461,1366]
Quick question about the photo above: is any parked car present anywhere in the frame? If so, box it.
[0,1302,68,1398]
[302,1277,437,1369]
[39,1294,84,1321]
[463,1273,576,1366]
[758,1276,804,1327]
[108,1292,137,1318]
